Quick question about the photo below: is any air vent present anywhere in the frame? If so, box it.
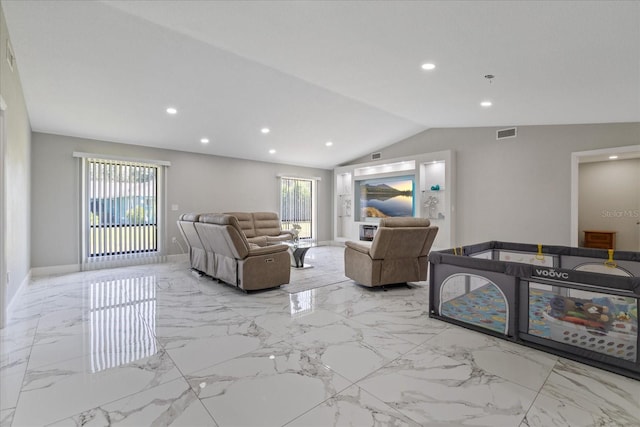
[371,152,381,160]
[497,127,517,140]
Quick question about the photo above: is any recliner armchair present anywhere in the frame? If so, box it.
[344,217,438,287]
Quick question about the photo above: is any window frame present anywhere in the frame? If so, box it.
[279,176,318,241]
[74,152,170,270]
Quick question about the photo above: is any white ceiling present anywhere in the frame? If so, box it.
[3,0,639,169]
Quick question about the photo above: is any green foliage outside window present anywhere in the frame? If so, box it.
[126,206,146,223]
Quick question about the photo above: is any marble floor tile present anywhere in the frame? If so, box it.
[356,343,538,426]
[0,408,14,427]
[157,310,280,374]
[48,378,217,427]
[539,358,640,425]
[2,253,638,427]
[11,349,181,426]
[291,318,416,382]
[521,393,622,427]
[286,384,421,427]
[0,371,23,416]
[251,307,349,341]
[300,282,391,318]
[422,327,558,391]
[186,341,351,427]
[0,334,32,378]
[349,296,448,345]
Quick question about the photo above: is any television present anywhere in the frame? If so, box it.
[355,175,415,220]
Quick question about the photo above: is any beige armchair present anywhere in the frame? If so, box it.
[344,217,438,287]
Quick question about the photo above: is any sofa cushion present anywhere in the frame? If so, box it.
[224,212,257,238]
[252,212,283,237]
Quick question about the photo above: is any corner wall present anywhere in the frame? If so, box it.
[31,132,333,269]
[0,3,31,327]
[345,123,640,246]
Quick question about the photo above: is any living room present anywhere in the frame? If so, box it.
[1,1,639,426]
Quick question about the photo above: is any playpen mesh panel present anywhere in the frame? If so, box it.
[527,282,637,362]
[439,274,509,335]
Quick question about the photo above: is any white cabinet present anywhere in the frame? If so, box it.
[333,150,455,249]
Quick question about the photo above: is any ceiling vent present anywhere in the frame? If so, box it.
[371,152,382,160]
[496,127,517,140]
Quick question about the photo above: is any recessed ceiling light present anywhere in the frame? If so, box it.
[261,128,270,134]
[480,101,492,107]
[269,149,276,154]
[325,141,333,147]
[200,138,209,144]
[609,155,619,160]
[421,63,436,71]
[166,107,177,115]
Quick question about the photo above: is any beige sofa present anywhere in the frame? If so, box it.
[177,213,208,273]
[178,213,291,291]
[344,217,438,287]
[224,212,296,246]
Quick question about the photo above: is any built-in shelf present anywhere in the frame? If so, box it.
[334,151,455,249]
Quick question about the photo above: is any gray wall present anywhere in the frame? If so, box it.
[346,123,640,246]
[1,4,31,324]
[579,158,640,251]
[31,132,333,268]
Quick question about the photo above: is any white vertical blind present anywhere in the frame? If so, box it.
[75,153,169,270]
[280,177,315,239]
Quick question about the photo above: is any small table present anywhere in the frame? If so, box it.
[285,241,316,268]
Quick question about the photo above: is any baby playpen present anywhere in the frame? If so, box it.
[429,241,640,379]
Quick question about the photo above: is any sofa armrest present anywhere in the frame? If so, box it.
[247,236,269,247]
[248,244,289,256]
[345,240,371,255]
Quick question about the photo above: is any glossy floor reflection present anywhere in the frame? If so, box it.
[1,246,639,426]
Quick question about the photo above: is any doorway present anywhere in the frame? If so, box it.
[571,145,640,251]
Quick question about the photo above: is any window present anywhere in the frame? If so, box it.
[75,153,169,269]
[280,177,316,240]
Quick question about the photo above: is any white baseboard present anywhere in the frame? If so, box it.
[6,269,32,316]
[31,264,81,277]
[31,255,187,277]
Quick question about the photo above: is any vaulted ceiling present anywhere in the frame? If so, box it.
[3,1,639,168]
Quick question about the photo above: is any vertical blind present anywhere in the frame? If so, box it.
[88,159,157,257]
[280,177,314,239]
[75,153,169,270]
